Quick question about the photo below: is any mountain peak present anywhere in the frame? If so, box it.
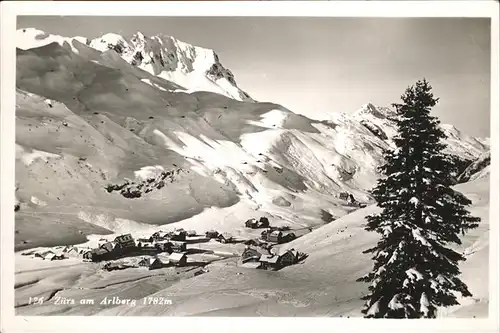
[88,31,251,101]
[89,32,129,53]
[354,102,396,119]
[16,28,252,102]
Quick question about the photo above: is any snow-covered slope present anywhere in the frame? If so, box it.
[17,28,252,102]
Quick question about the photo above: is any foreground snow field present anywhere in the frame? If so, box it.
[15,170,489,316]
[14,29,491,317]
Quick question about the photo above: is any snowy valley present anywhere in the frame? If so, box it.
[13,28,491,317]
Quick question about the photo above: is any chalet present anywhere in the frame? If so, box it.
[156,232,171,240]
[151,231,163,240]
[266,230,283,243]
[149,258,165,270]
[103,262,129,271]
[280,232,297,244]
[94,248,110,260]
[136,241,155,249]
[245,217,270,229]
[278,225,291,231]
[171,241,187,253]
[35,250,57,260]
[63,246,80,257]
[51,254,66,261]
[82,250,93,261]
[138,257,165,270]
[42,251,56,260]
[244,238,266,247]
[83,248,109,262]
[217,233,234,244]
[205,230,219,239]
[169,253,187,266]
[154,241,173,253]
[241,247,263,263]
[194,269,205,277]
[98,238,109,246]
[35,250,51,259]
[79,248,90,255]
[258,249,299,270]
[170,230,187,241]
[258,217,270,228]
[103,262,114,271]
[245,218,259,229]
[279,249,299,267]
[137,237,153,243]
[138,257,151,267]
[21,250,36,256]
[259,255,280,269]
[114,234,135,249]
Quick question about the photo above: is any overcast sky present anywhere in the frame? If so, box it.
[18,16,491,137]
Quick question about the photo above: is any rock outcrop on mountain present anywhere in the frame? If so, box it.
[17,28,252,101]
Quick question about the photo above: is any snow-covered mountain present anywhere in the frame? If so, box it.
[14,28,489,252]
[17,28,252,102]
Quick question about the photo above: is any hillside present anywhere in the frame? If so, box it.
[14,169,489,317]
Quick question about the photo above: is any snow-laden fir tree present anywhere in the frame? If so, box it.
[357,79,480,318]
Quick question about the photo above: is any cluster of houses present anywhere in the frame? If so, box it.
[244,216,298,246]
[23,244,91,261]
[241,246,308,270]
[245,217,270,229]
[25,215,311,273]
[90,228,208,270]
[32,250,67,261]
[260,228,297,244]
[203,229,242,244]
[99,253,190,272]
[137,252,188,271]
